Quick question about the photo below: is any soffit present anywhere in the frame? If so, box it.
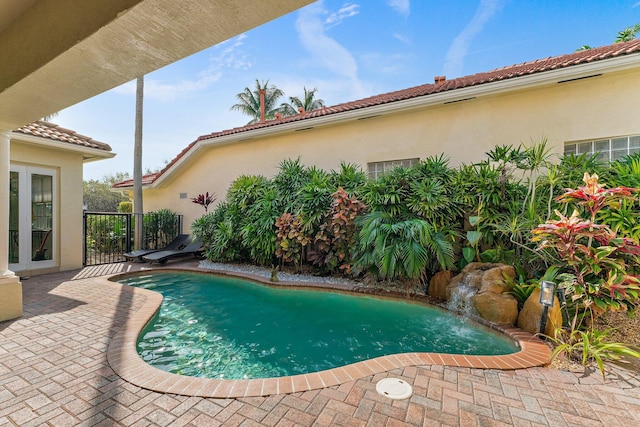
[0,0,38,33]
[0,0,313,129]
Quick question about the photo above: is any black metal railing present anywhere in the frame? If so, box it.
[83,211,182,266]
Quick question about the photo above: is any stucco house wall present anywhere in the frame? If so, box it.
[136,64,640,231]
[9,122,113,277]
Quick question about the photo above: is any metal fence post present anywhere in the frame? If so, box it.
[82,210,87,266]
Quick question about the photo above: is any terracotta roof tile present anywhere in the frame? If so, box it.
[118,40,640,188]
[112,172,160,189]
[14,120,112,151]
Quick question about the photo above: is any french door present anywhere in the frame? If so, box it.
[9,165,56,271]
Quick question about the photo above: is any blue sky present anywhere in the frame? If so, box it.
[55,0,640,181]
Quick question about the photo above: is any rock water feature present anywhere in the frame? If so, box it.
[447,283,479,317]
[429,263,518,324]
[428,262,562,335]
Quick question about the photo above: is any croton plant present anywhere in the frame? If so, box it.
[532,173,640,315]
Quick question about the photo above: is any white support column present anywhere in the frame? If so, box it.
[0,129,22,322]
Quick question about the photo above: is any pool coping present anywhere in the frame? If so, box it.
[104,267,551,398]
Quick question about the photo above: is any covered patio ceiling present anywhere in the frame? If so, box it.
[0,0,313,129]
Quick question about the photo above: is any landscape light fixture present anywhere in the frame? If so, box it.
[539,281,556,335]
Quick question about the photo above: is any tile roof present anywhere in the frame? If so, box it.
[114,39,640,189]
[14,120,112,151]
[112,172,160,189]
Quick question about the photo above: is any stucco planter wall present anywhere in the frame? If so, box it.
[0,277,22,322]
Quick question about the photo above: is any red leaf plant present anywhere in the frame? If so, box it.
[532,173,640,316]
[191,192,216,213]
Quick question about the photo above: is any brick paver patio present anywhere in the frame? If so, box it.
[1,261,639,426]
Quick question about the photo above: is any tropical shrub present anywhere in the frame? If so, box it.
[353,211,455,288]
[359,166,414,218]
[227,174,280,265]
[240,185,281,265]
[532,173,640,315]
[405,154,463,228]
[308,187,367,274]
[548,327,640,379]
[295,166,333,234]
[329,162,368,197]
[118,201,132,213]
[453,160,527,251]
[599,153,640,242]
[190,141,639,313]
[275,212,309,269]
[143,208,181,248]
[530,173,640,374]
[273,158,310,212]
[192,203,245,262]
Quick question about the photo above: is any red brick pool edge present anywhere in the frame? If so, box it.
[104,268,551,398]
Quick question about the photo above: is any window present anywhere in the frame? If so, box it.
[564,135,640,162]
[367,158,419,180]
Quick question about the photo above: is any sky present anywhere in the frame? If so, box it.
[54,0,640,181]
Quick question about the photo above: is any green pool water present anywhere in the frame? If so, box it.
[119,272,518,379]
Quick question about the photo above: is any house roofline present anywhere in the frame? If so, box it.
[110,40,640,190]
[11,132,116,162]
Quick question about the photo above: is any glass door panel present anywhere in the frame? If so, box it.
[31,174,53,262]
[9,171,19,264]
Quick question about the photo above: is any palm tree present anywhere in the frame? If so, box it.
[354,211,455,287]
[230,79,284,125]
[615,24,640,43]
[133,76,144,249]
[279,87,325,117]
[577,23,639,51]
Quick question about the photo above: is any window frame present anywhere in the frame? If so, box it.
[564,135,640,162]
[367,158,420,180]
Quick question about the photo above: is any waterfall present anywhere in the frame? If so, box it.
[447,283,479,317]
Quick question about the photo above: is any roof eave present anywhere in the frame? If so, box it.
[11,132,115,162]
[151,53,640,188]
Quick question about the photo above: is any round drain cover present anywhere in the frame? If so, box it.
[376,378,413,400]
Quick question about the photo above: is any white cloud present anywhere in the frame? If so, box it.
[387,0,410,17]
[112,34,251,102]
[443,0,506,78]
[360,52,414,75]
[392,33,412,45]
[295,1,366,98]
[634,2,640,8]
[325,3,360,29]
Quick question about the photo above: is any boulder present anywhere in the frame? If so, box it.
[472,291,519,324]
[517,288,563,337]
[428,270,452,300]
[479,264,516,294]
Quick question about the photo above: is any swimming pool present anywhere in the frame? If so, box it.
[119,271,518,380]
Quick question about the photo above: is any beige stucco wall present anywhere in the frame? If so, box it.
[142,67,640,231]
[10,141,84,275]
